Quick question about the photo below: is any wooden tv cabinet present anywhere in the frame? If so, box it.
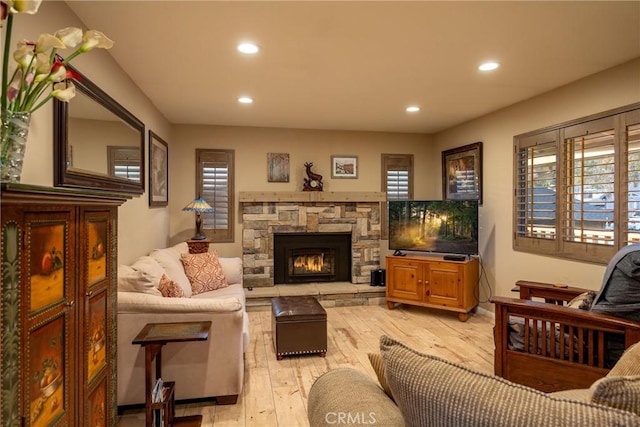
[385,255,479,321]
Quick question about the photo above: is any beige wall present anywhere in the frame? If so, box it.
[169,126,432,256]
[9,1,172,264]
[434,58,640,308]
[11,2,640,304]
[69,118,137,175]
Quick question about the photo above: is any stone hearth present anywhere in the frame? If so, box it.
[240,192,385,288]
[243,282,387,311]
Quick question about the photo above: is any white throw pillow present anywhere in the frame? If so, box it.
[218,257,242,285]
[169,241,189,255]
[130,256,166,280]
[117,264,162,296]
[149,247,192,297]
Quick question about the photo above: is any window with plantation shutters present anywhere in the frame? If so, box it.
[387,170,410,201]
[513,104,640,264]
[107,146,141,182]
[514,132,557,247]
[196,149,234,243]
[625,121,640,245]
[562,118,615,248]
[382,154,413,239]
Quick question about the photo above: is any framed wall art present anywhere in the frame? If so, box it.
[267,153,290,182]
[331,155,358,179]
[149,130,168,207]
[442,142,482,204]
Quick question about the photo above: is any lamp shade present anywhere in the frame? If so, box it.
[182,197,215,213]
[183,197,214,240]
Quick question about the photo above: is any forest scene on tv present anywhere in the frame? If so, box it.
[389,201,478,254]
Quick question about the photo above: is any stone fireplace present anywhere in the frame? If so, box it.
[239,191,385,287]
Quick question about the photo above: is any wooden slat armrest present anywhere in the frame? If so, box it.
[515,280,592,302]
[491,296,640,332]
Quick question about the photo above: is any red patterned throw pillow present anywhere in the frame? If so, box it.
[180,251,228,295]
[158,274,185,298]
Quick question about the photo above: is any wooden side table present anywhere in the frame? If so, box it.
[132,321,212,427]
[186,239,211,254]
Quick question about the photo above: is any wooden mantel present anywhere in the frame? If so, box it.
[238,191,386,203]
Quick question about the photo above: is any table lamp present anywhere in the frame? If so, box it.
[182,197,214,240]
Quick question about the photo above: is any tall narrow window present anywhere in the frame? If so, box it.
[625,121,640,245]
[107,146,140,181]
[562,118,615,248]
[514,133,557,245]
[382,154,413,239]
[196,149,234,243]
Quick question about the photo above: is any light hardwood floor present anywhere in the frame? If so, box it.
[117,304,495,426]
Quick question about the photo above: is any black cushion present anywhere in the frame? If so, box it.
[591,247,640,321]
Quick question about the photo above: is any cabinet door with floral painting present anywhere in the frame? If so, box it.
[79,208,117,423]
[23,209,77,427]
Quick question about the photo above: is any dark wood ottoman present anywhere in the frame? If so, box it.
[271,296,327,360]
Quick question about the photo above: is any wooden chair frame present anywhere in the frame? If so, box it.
[492,280,640,392]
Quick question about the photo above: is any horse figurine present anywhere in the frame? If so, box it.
[303,162,323,191]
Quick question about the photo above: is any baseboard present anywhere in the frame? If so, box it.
[476,305,494,319]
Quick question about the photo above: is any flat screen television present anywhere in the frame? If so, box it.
[389,200,479,256]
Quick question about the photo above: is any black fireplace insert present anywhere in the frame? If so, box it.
[273,232,351,284]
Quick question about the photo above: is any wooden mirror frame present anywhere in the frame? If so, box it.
[54,63,145,195]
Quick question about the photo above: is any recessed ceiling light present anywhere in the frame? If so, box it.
[406,106,420,113]
[478,61,500,71]
[238,96,254,104]
[237,42,259,54]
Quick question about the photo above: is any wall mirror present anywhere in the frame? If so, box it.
[54,63,145,195]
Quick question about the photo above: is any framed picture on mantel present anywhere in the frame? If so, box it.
[442,142,482,204]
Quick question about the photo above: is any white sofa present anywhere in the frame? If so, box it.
[116,242,249,407]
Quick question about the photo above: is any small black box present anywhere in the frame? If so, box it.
[443,254,467,262]
[371,269,386,286]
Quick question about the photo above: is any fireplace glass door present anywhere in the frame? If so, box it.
[288,248,336,280]
[274,232,351,284]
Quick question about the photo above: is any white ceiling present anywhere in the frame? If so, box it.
[65,1,640,134]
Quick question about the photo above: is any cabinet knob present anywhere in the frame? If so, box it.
[86,290,93,297]
[65,300,75,308]
[418,279,422,284]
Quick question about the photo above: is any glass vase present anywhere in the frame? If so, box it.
[0,111,31,183]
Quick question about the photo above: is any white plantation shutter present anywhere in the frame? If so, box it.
[196,149,234,242]
[108,146,141,181]
[387,170,410,201]
[202,165,229,230]
[382,154,413,238]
